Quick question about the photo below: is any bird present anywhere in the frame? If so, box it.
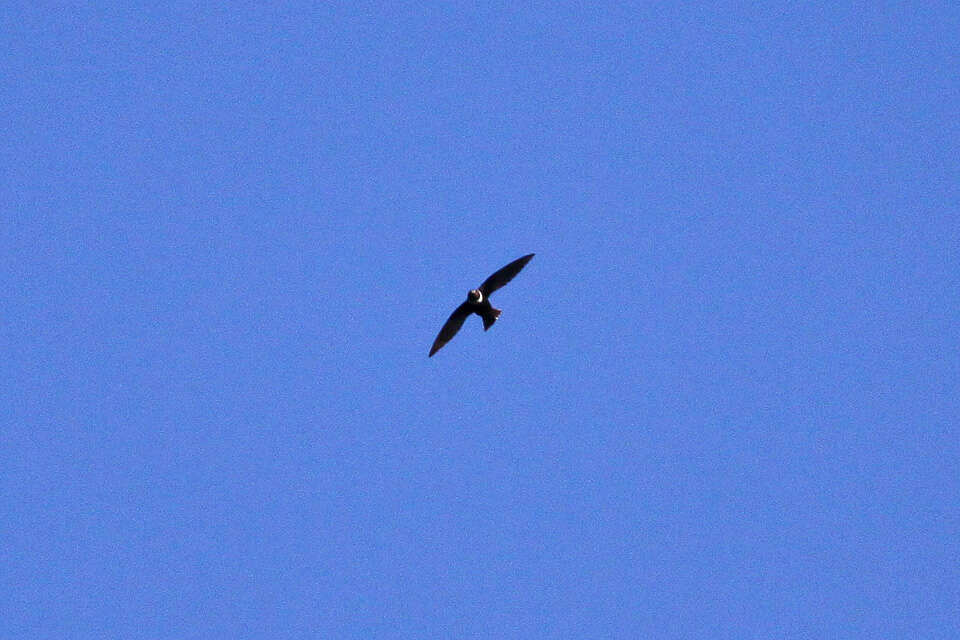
[429,253,535,357]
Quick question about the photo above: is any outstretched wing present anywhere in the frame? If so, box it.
[478,253,534,296]
[429,301,472,357]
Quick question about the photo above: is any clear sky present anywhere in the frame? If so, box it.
[3,3,958,638]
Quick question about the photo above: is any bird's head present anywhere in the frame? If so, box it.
[468,289,482,303]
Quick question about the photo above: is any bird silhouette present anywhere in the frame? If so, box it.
[429,253,535,357]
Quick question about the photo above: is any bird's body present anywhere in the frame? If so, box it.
[462,288,502,330]
[428,253,534,357]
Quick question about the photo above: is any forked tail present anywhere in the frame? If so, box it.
[482,307,502,331]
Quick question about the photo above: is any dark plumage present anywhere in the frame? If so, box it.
[428,253,535,357]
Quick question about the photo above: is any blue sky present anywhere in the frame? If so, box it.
[2,3,958,638]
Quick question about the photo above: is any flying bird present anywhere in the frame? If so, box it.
[429,253,535,357]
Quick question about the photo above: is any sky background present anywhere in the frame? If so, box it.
[2,2,958,638]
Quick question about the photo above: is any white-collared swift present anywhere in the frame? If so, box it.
[429,253,535,357]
